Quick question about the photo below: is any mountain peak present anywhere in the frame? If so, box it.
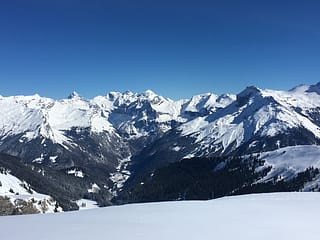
[143,89,156,97]
[107,91,122,101]
[67,91,81,99]
[236,86,261,106]
[307,82,320,95]
[123,90,134,95]
[239,86,260,95]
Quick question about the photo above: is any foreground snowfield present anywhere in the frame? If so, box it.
[1,192,320,240]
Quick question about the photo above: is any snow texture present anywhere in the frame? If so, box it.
[1,192,320,240]
[0,170,60,213]
[76,199,99,210]
[0,171,31,196]
[257,145,320,181]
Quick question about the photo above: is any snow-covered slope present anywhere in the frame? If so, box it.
[104,90,186,139]
[181,93,235,117]
[0,170,33,196]
[256,145,320,185]
[0,93,116,147]
[0,169,61,214]
[1,192,320,240]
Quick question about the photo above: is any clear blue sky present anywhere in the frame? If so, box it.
[1,0,320,99]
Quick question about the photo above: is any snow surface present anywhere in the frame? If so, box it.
[182,93,235,113]
[0,171,31,195]
[1,192,320,240]
[76,199,99,210]
[257,145,320,181]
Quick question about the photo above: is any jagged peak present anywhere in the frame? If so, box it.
[123,90,134,96]
[187,93,217,104]
[143,89,156,97]
[105,90,166,103]
[134,90,167,103]
[106,91,122,101]
[138,90,162,101]
[67,91,81,99]
[236,86,261,107]
[182,93,231,114]
[237,86,261,98]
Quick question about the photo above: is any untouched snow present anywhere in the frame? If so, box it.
[0,171,31,195]
[1,193,320,239]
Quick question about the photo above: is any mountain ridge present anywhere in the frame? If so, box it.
[1,83,320,212]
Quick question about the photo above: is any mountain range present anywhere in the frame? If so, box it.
[1,83,320,213]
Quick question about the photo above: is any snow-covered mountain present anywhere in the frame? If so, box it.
[181,84,320,155]
[0,90,230,160]
[133,83,320,175]
[2,83,320,212]
[0,89,232,208]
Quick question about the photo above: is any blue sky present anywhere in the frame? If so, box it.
[1,0,320,99]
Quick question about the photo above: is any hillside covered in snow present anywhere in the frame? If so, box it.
[1,193,320,240]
